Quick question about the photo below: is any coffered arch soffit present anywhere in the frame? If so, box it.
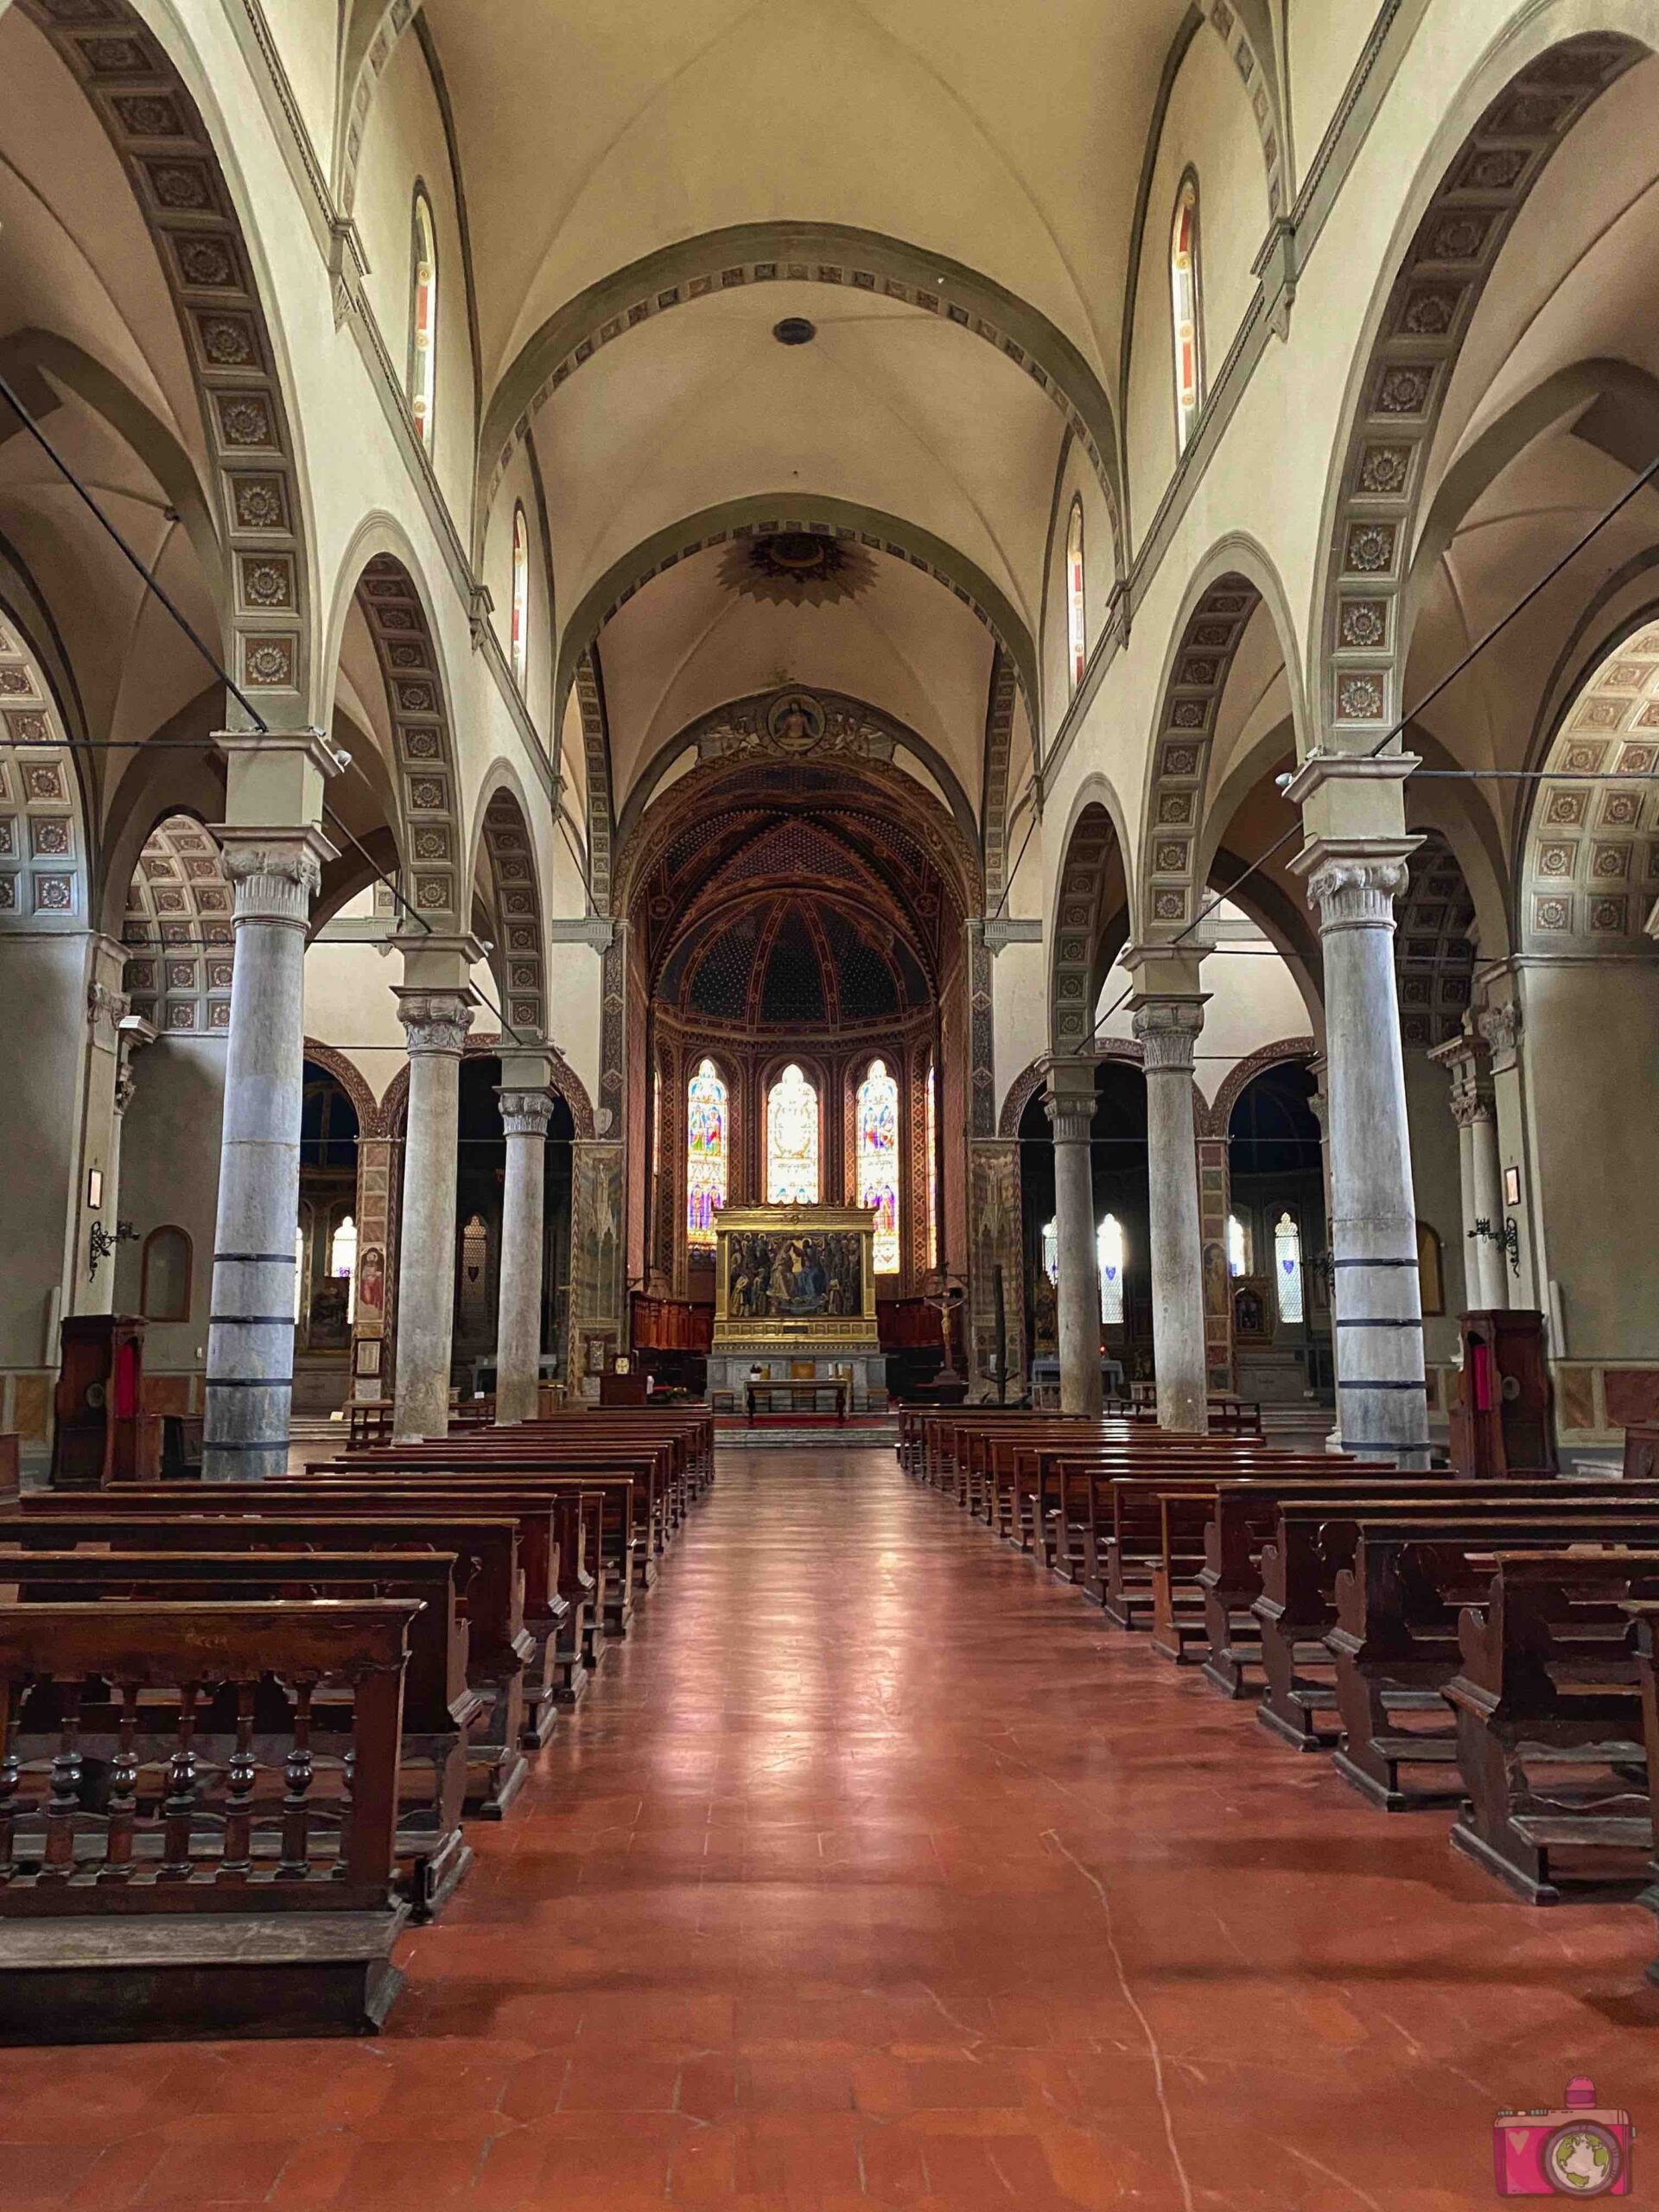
[617,688,979,856]
[1135,537,1306,943]
[467,764,549,1046]
[1048,777,1135,1060]
[555,499,1039,747]
[14,0,315,720]
[1312,29,1647,752]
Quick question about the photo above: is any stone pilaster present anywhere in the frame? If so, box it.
[1430,1023,1505,1311]
[1044,1057,1101,1417]
[495,1069,556,1424]
[1287,754,1427,1464]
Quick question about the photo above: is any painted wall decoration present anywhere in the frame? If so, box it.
[725,1228,864,1321]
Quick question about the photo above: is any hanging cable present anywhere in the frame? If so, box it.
[1065,444,1659,1058]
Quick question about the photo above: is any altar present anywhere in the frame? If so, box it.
[707,1203,884,1413]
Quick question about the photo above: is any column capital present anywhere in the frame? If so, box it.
[395,986,475,1057]
[1289,838,1419,930]
[1041,1054,1096,1143]
[497,1085,555,1139]
[112,1013,157,1118]
[1282,746,1420,841]
[1130,996,1205,1071]
[1120,939,1208,999]
[1476,996,1522,1074]
[1428,1020,1496,1123]
[210,824,338,927]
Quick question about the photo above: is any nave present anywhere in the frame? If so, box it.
[6,1451,1646,2212]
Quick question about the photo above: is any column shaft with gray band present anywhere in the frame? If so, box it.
[1287,751,1427,1465]
[494,1084,554,1424]
[391,988,474,1441]
[1132,1001,1209,1433]
[202,830,332,1480]
[1045,1058,1102,1419]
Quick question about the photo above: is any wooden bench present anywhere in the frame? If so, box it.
[13,1503,541,1817]
[0,1546,479,1921]
[0,1597,417,2043]
[1253,1495,1659,1753]
[1441,1549,1659,1902]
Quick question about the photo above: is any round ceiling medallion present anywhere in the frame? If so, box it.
[766,690,826,754]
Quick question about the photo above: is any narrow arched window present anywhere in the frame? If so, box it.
[140,1226,192,1323]
[1274,1209,1304,1324]
[925,1057,938,1271]
[1065,496,1086,693]
[1171,176,1202,452]
[1097,1213,1125,1326]
[766,1063,820,1204]
[510,504,530,691]
[409,188,438,453]
[856,1058,900,1274]
[1042,1217,1059,1286]
[330,1212,359,1326]
[1227,1213,1251,1277]
[685,1058,728,1251]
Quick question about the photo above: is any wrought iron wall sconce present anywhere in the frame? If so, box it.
[1471,1216,1522,1279]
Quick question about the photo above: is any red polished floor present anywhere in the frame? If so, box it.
[4,1451,1656,2211]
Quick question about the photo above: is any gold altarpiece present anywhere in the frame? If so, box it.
[709,1204,882,1408]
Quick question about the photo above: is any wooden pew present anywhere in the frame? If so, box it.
[1441,1549,1659,1902]
[0,1548,478,1920]
[0,1598,416,2043]
[1253,1494,1659,1753]
[1620,1599,1659,1980]
[11,1504,538,1816]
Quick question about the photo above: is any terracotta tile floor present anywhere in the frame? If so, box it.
[5,1451,1656,2210]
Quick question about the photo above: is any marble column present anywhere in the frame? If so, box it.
[391,978,475,1441]
[1430,1025,1505,1311]
[1124,947,1209,1433]
[494,1061,555,1426]
[201,774,339,1484]
[1044,1057,1102,1417]
[1287,752,1428,1466]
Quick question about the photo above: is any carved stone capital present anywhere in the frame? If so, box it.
[213,827,333,928]
[1301,855,1410,931]
[1130,997,1205,1072]
[497,1086,555,1139]
[396,988,474,1058]
[1043,1058,1096,1146]
[1477,999,1522,1072]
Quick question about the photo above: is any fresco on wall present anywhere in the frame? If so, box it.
[726,1230,863,1319]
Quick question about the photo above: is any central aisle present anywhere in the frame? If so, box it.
[12,1451,1651,2210]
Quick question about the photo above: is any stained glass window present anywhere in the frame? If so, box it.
[1227,1212,1251,1277]
[294,1224,306,1325]
[856,1058,900,1274]
[685,1058,728,1250]
[1274,1209,1304,1324]
[510,505,529,690]
[1171,177,1202,452]
[330,1212,358,1326]
[410,189,437,452]
[766,1063,820,1204]
[1097,1213,1124,1326]
[459,1212,489,1335]
[925,1058,938,1271]
[1065,497,1086,692]
[1042,1218,1058,1286]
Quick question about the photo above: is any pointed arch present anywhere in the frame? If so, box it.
[1048,777,1135,1058]
[472,767,548,1040]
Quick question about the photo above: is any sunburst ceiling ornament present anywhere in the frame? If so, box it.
[717,531,877,608]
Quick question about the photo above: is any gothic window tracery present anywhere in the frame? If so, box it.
[766,1063,821,1204]
[856,1058,900,1274]
[1274,1209,1304,1324]
[410,188,438,452]
[686,1058,728,1249]
[1097,1213,1124,1325]
[1065,497,1086,692]
[1171,175,1203,452]
[510,504,529,690]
